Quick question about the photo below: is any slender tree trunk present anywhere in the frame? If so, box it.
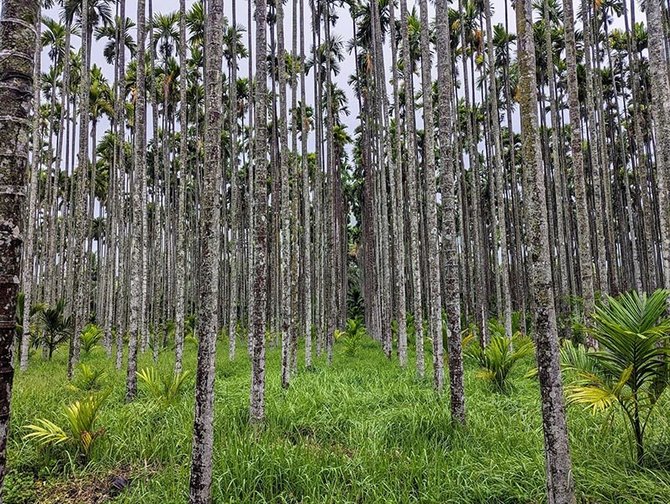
[563,0,596,338]
[388,0,408,368]
[189,0,224,500]
[436,0,465,423]
[300,0,312,368]
[19,11,40,371]
[278,0,291,389]
[175,0,188,376]
[516,0,576,501]
[399,0,424,379]
[417,0,444,392]
[70,0,91,379]
[127,0,146,402]
[250,0,268,424]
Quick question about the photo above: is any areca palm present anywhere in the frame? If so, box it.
[94,15,136,64]
[63,0,112,32]
[566,289,670,464]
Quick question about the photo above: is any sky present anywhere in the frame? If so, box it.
[41,0,644,160]
[41,0,518,142]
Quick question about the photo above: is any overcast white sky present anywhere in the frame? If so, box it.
[41,0,521,139]
[41,0,641,156]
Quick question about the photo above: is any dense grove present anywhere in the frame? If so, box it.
[2,0,670,502]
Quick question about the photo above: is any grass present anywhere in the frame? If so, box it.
[4,337,670,503]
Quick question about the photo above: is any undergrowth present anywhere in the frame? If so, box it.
[6,336,670,503]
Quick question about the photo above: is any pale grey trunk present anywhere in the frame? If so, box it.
[174,0,188,376]
[189,0,224,500]
[646,0,670,289]
[399,0,424,379]
[387,0,407,367]
[70,0,91,379]
[127,0,146,402]
[436,0,465,423]
[250,0,268,423]
[19,12,40,371]
[418,0,444,391]
[227,0,240,362]
[563,0,595,333]
[484,0,512,336]
[543,0,570,329]
[278,0,291,389]
[299,0,312,368]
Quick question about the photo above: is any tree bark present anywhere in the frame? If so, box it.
[127,0,146,402]
[0,0,38,498]
[189,0,224,501]
[250,0,268,424]
[516,0,576,501]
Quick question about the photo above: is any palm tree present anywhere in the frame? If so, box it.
[0,0,39,497]
[19,7,43,372]
[127,0,146,402]
[94,15,136,65]
[174,0,188,376]
[516,0,575,500]
[399,0,425,380]
[250,0,269,424]
[417,0,444,392]
[36,299,74,360]
[189,0,224,500]
[70,0,91,379]
[566,290,670,465]
[436,0,465,424]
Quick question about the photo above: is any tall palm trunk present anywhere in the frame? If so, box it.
[0,0,39,497]
[175,0,188,375]
[127,0,146,402]
[563,0,595,336]
[250,0,269,423]
[516,0,576,501]
[278,0,292,388]
[189,0,224,500]
[19,10,41,371]
[388,0,408,367]
[71,0,91,379]
[436,0,465,423]
[399,0,424,379]
[417,0,444,392]
[300,0,312,368]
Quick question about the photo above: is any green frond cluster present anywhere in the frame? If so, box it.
[137,367,192,405]
[563,289,670,464]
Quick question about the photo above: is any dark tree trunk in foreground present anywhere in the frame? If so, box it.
[0,0,38,499]
[516,0,576,502]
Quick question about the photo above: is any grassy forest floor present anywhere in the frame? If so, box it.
[5,337,670,503]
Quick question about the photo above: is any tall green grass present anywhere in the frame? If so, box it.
[5,336,670,503]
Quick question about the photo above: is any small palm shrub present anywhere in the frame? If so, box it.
[137,367,192,405]
[32,299,72,360]
[68,364,106,392]
[564,289,670,465]
[464,333,534,392]
[335,318,366,357]
[80,323,103,354]
[24,393,108,461]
